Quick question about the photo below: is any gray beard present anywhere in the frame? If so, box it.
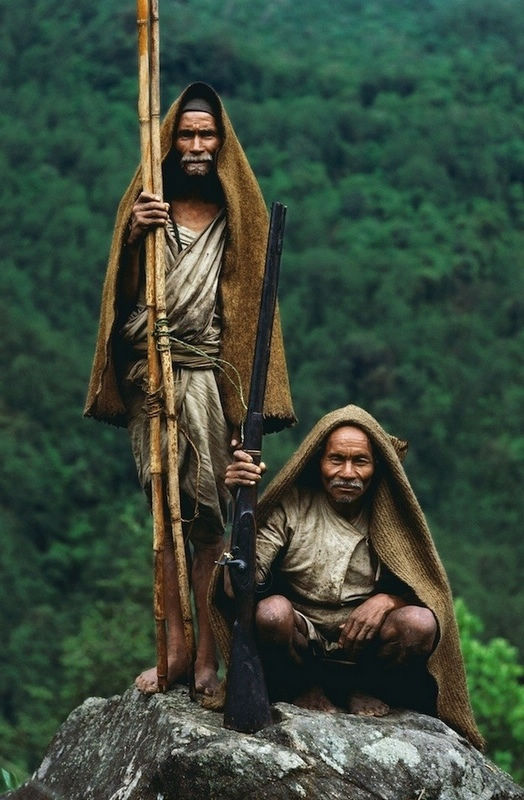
[328,478,364,504]
[180,153,214,176]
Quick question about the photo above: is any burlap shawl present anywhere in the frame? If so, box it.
[209,404,483,749]
[84,82,295,432]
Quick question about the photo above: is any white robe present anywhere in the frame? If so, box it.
[120,213,230,539]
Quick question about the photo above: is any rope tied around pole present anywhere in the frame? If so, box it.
[154,330,248,413]
[153,316,171,352]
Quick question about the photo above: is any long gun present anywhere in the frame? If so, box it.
[222,201,287,732]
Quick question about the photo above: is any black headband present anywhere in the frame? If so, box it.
[180,97,215,117]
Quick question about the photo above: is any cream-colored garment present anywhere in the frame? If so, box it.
[121,214,230,537]
[121,211,226,366]
[256,486,379,638]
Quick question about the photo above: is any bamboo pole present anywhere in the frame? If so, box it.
[136,0,196,696]
[148,0,196,698]
[136,0,168,691]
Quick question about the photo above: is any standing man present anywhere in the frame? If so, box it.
[85,82,295,696]
[216,404,482,749]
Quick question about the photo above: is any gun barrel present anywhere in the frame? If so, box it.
[223,201,287,733]
[244,202,287,446]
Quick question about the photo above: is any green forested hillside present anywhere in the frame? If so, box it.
[1,0,523,780]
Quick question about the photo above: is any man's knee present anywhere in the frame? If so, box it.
[255,595,295,644]
[380,605,437,656]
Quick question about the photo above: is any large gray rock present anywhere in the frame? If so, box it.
[4,686,523,800]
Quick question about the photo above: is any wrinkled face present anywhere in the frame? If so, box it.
[320,426,375,508]
[175,111,222,176]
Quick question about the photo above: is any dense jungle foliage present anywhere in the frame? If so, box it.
[1,0,523,784]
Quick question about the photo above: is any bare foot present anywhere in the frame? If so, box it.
[347,690,390,717]
[135,656,188,694]
[293,686,338,713]
[195,663,220,696]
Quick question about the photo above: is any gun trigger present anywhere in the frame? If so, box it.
[215,551,234,567]
[215,552,248,572]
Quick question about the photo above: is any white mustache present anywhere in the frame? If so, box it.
[180,153,214,164]
[329,478,364,491]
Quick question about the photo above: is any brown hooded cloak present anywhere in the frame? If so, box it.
[210,404,483,749]
[84,82,295,432]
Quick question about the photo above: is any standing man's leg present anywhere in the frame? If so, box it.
[136,511,224,695]
[135,513,190,693]
[191,537,223,694]
[128,390,192,695]
[133,375,229,695]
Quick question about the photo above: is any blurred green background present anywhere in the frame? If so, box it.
[1,0,523,785]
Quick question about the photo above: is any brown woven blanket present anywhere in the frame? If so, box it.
[84,82,295,433]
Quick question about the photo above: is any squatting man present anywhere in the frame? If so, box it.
[219,404,481,747]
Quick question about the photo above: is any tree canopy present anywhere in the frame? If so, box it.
[1,0,523,782]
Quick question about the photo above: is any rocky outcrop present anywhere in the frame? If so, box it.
[4,686,523,800]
